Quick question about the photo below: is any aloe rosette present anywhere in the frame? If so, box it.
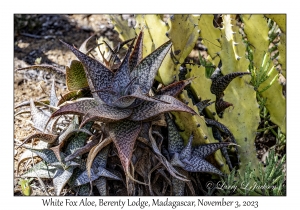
[51,31,197,183]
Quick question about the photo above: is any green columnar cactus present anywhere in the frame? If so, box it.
[218,15,260,175]
[109,15,136,42]
[241,14,286,134]
[167,15,200,65]
[189,15,261,175]
[198,14,221,68]
[277,32,286,77]
[241,15,269,69]
[265,14,286,34]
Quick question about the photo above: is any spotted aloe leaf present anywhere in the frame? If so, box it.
[24,147,59,164]
[165,116,192,193]
[109,120,141,177]
[53,166,76,196]
[111,42,132,93]
[18,133,58,148]
[60,40,114,101]
[15,100,49,110]
[129,95,197,121]
[45,122,95,191]
[165,113,184,156]
[50,158,80,170]
[111,86,169,109]
[131,40,172,94]
[179,135,231,176]
[58,116,79,144]
[129,30,143,71]
[38,124,95,195]
[195,99,215,115]
[64,134,100,162]
[210,72,251,99]
[205,118,239,163]
[179,134,193,161]
[183,155,224,175]
[86,137,113,180]
[51,129,93,161]
[54,31,198,190]
[212,127,233,170]
[65,121,94,156]
[79,104,132,126]
[50,79,59,106]
[77,184,92,196]
[193,142,233,159]
[97,45,134,107]
[21,161,56,179]
[53,119,93,162]
[17,141,47,174]
[215,98,233,117]
[51,98,98,118]
[166,115,231,176]
[71,166,101,187]
[205,118,237,144]
[66,60,89,91]
[42,155,80,196]
[94,177,107,196]
[72,145,121,187]
[15,64,66,81]
[171,169,188,196]
[165,111,229,193]
[17,87,59,135]
[157,78,194,97]
[30,99,51,132]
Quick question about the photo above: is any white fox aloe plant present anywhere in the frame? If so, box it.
[52,31,198,182]
[15,30,235,195]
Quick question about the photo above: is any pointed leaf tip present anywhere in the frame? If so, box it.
[51,99,98,118]
[131,40,172,94]
[109,120,141,178]
[130,95,197,121]
[180,134,193,160]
